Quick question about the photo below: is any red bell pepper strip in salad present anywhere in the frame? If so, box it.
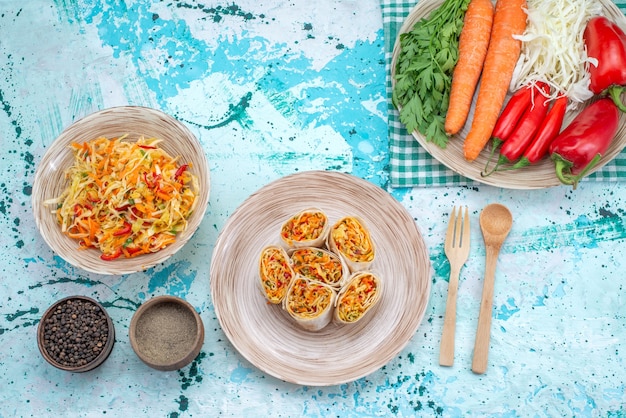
[549,98,619,189]
[100,248,122,261]
[584,16,626,112]
[510,95,568,169]
[113,221,132,237]
[175,164,188,180]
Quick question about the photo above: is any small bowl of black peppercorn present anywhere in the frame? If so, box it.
[37,296,115,372]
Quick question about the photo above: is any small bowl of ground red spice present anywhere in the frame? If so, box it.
[37,296,115,372]
[129,295,204,371]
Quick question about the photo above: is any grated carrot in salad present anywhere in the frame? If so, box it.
[259,246,294,304]
[336,273,379,323]
[45,135,199,261]
[286,277,333,318]
[290,248,343,287]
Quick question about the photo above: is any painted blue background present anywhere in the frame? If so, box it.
[1,0,625,416]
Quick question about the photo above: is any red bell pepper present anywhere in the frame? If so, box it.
[549,98,619,189]
[498,83,550,161]
[175,164,188,180]
[113,221,132,236]
[483,82,550,175]
[584,16,626,112]
[511,95,568,169]
[100,248,122,261]
[143,172,161,188]
[491,84,535,142]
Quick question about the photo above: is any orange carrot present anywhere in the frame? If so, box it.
[463,0,527,162]
[445,0,494,136]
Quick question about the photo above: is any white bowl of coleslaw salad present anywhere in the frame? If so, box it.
[32,106,210,275]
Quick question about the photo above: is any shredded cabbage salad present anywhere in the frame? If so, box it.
[510,0,603,104]
[46,135,199,260]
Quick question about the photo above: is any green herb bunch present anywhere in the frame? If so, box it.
[392,0,470,149]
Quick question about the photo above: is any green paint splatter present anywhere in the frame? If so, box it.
[180,92,252,130]
[174,1,261,23]
[176,395,189,412]
[101,297,141,312]
[5,307,39,322]
[518,214,626,252]
[28,276,103,290]
[178,351,207,390]
[27,278,138,311]
[384,370,444,416]
[167,351,209,416]
[0,87,23,139]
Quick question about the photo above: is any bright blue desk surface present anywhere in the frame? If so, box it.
[1,1,625,417]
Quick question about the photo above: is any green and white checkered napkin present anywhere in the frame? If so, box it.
[381,0,626,188]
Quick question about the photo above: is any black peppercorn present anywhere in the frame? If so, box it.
[41,298,110,368]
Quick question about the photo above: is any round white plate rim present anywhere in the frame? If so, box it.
[210,170,432,386]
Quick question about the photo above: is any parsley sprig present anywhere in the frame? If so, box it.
[392,0,470,149]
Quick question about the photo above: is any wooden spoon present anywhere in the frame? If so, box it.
[472,203,513,374]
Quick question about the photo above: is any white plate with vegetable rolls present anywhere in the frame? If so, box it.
[391,0,626,189]
[210,171,431,386]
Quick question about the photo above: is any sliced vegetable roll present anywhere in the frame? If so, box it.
[327,216,375,272]
[279,208,330,249]
[258,245,295,304]
[290,247,348,289]
[334,271,382,325]
[283,276,337,332]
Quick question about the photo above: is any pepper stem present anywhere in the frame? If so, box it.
[508,157,530,171]
[571,153,603,184]
[552,153,603,190]
[607,85,626,113]
[481,138,503,177]
[552,154,576,187]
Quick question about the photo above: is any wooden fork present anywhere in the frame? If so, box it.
[439,206,470,367]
